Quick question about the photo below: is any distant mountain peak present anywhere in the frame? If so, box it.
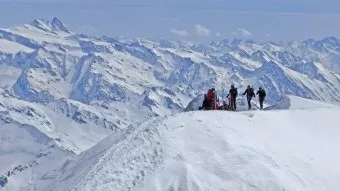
[30,17,70,34]
[322,36,338,41]
[320,36,339,46]
[51,17,70,33]
[31,19,50,28]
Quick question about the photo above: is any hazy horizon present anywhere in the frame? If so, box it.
[1,0,340,43]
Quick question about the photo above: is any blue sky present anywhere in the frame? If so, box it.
[1,0,340,43]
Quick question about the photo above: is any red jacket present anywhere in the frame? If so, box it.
[207,90,214,101]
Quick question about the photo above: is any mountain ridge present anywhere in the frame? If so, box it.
[44,97,340,191]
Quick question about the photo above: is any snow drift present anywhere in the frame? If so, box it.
[46,98,340,191]
[265,95,339,110]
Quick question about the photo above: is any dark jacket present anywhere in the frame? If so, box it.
[202,98,209,108]
[243,88,255,98]
[256,89,266,99]
[228,88,238,98]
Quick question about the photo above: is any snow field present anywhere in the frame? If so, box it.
[48,97,340,191]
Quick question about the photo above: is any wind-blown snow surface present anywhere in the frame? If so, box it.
[46,98,340,191]
[265,95,339,110]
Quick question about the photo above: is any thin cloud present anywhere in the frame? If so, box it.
[195,24,211,36]
[171,28,190,37]
[216,32,221,37]
[231,28,252,37]
[164,17,179,22]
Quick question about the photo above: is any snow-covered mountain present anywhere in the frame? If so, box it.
[0,18,340,190]
[37,96,340,191]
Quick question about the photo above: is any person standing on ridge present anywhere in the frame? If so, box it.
[199,94,209,110]
[242,85,255,110]
[256,87,266,110]
[227,85,238,111]
[207,88,215,110]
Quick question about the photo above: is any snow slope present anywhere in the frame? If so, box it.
[46,98,340,191]
[0,91,123,190]
[265,95,339,110]
[0,39,34,53]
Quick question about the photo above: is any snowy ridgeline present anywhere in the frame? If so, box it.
[0,18,340,190]
[0,18,340,109]
[16,96,338,191]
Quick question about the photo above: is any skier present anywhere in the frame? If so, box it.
[256,87,266,110]
[242,85,255,110]
[227,85,238,111]
[199,94,209,110]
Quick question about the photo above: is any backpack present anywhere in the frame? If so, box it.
[258,90,266,98]
[207,89,214,101]
[250,88,255,97]
[230,88,238,98]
